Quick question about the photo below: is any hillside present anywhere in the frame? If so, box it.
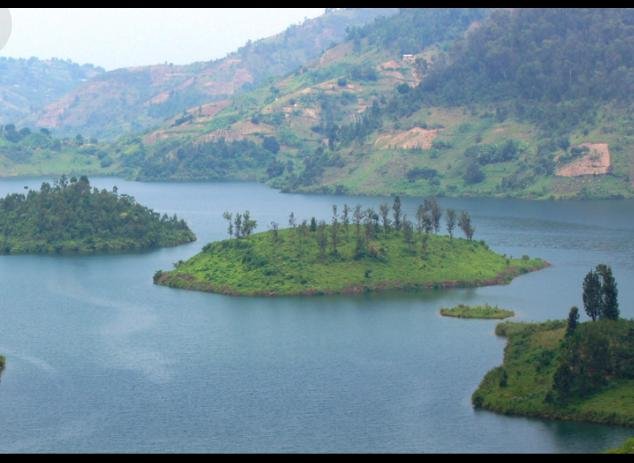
[32,8,398,139]
[116,9,490,182]
[120,8,634,200]
[0,57,104,125]
[0,123,118,177]
[0,176,196,254]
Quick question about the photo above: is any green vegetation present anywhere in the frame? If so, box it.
[0,175,196,254]
[155,197,546,296]
[110,8,632,200]
[606,437,634,454]
[0,124,119,177]
[473,266,634,427]
[440,304,514,319]
[4,9,633,200]
[0,355,4,378]
[472,319,634,427]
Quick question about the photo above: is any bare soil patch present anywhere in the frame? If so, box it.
[374,127,440,150]
[556,143,611,177]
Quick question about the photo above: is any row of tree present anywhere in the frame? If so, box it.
[222,197,476,260]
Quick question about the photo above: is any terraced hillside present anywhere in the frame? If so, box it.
[32,8,397,139]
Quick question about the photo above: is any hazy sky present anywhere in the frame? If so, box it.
[0,8,326,70]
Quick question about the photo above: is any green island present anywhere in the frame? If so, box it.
[440,304,515,319]
[154,197,547,296]
[472,265,634,427]
[0,175,196,254]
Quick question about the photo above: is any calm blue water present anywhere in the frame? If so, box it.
[0,177,633,453]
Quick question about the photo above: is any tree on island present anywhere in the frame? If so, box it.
[331,205,340,255]
[379,203,390,234]
[316,220,328,259]
[583,269,602,321]
[342,204,350,236]
[583,265,619,321]
[424,198,442,234]
[270,221,280,244]
[597,264,619,320]
[392,196,402,231]
[446,209,457,239]
[458,211,475,240]
[223,211,233,238]
[566,306,579,337]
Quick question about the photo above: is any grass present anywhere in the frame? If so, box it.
[440,304,514,319]
[606,437,634,454]
[154,225,547,296]
[472,319,634,428]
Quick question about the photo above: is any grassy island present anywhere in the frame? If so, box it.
[155,199,547,296]
[0,176,196,254]
[472,318,634,427]
[440,304,515,319]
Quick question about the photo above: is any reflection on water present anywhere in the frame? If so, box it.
[0,178,633,452]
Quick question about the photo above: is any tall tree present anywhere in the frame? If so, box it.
[270,221,280,245]
[458,211,474,240]
[379,203,390,234]
[223,211,233,238]
[316,220,327,259]
[241,210,256,237]
[392,196,402,231]
[353,205,363,239]
[331,205,340,255]
[446,209,456,239]
[342,204,350,236]
[234,213,243,239]
[429,198,442,234]
[596,264,619,320]
[582,269,602,321]
[566,306,579,337]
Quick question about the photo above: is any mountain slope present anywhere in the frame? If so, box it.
[33,8,398,140]
[140,7,633,200]
[115,8,490,184]
[0,57,104,126]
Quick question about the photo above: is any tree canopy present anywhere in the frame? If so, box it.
[0,176,196,254]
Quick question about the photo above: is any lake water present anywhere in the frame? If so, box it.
[0,177,633,453]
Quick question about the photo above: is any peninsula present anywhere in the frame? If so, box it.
[472,266,634,427]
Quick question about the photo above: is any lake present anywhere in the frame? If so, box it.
[0,177,633,452]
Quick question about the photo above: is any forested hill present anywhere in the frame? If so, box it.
[0,57,104,125]
[0,176,196,254]
[31,8,398,139]
[418,8,634,130]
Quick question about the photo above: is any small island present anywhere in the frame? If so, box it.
[0,175,196,254]
[440,304,515,319]
[472,265,634,427]
[155,197,548,296]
